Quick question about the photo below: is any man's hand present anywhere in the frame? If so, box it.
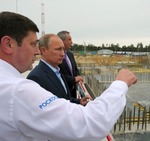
[115,69,137,87]
[75,76,83,83]
[80,95,92,106]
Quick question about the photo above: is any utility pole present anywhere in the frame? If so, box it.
[16,0,18,13]
[41,0,45,36]
[84,42,86,54]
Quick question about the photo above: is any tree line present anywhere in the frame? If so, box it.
[71,42,150,52]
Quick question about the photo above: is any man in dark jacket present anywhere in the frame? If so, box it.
[27,34,90,106]
[57,31,83,98]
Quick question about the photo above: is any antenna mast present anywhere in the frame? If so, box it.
[16,0,18,13]
[41,0,45,36]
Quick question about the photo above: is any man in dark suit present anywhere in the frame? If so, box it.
[27,34,90,105]
[57,31,83,98]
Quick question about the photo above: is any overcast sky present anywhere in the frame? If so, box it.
[1,0,150,46]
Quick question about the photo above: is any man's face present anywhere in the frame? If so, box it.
[12,31,40,73]
[42,36,65,68]
[63,33,73,50]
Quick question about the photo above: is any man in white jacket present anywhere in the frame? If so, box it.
[0,11,137,141]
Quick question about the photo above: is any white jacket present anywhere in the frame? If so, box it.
[0,59,127,141]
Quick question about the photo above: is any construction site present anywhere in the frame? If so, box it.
[26,53,150,141]
[74,53,150,141]
[75,53,150,73]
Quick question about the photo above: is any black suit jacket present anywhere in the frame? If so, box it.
[27,60,80,104]
[58,51,81,98]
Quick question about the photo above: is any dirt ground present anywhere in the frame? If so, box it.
[36,54,150,73]
[75,54,148,66]
[74,54,150,73]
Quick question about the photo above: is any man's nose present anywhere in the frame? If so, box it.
[35,46,41,55]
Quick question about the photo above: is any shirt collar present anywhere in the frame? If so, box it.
[40,59,60,73]
[0,59,22,78]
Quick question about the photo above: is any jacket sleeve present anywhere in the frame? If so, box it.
[14,79,128,141]
[70,97,80,104]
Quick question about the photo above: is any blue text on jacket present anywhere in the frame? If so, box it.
[39,96,58,109]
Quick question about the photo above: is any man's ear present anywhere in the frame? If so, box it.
[1,36,13,54]
[40,46,47,55]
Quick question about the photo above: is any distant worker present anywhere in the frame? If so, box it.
[57,30,83,98]
[27,34,90,106]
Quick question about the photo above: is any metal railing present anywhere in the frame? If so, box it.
[77,82,113,141]
[83,76,150,134]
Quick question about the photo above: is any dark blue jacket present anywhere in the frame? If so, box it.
[27,60,80,104]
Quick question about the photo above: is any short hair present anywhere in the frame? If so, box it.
[38,34,57,49]
[0,11,39,46]
[57,30,70,41]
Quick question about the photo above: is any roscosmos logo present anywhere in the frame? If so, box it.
[39,96,58,109]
